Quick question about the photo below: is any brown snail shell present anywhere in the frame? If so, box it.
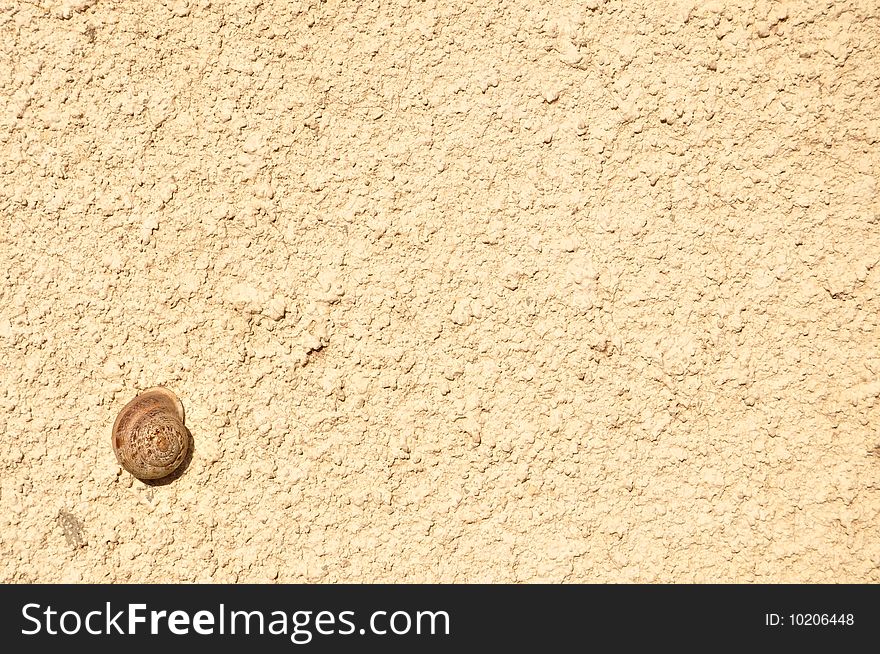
[111,387,189,480]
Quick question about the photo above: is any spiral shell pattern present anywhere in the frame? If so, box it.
[112,387,188,480]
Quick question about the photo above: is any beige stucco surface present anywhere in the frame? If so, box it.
[1,0,878,582]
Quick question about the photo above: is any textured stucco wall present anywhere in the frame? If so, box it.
[1,0,878,582]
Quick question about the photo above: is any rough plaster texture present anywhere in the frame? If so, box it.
[1,0,878,583]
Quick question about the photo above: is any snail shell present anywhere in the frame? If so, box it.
[112,387,189,480]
